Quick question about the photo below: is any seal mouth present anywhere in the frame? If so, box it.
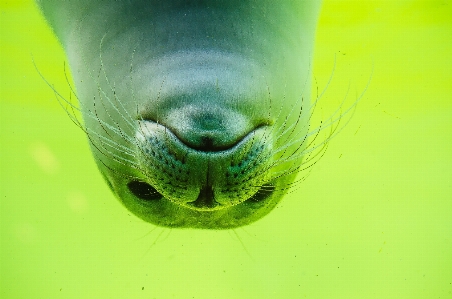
[127,179,276,211]
[134,119,274,211]
[185,181,274,211]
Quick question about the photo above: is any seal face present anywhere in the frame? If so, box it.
[38,0,322,228]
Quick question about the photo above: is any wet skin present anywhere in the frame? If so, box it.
[37,0,322,229]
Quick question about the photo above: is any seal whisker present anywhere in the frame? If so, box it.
[271,56,337,149]
[33,59,85,130]
[86,107,136,148]
[96,87,136,142]
[95,73,136,133]
[270,64,373,192]
[223,106,309,197]
[95,154,146,182]
[83,125,139,171]
[32,69,119,165]
[266,145,326,193]
[236,76,307,181]
[271,102,311,164]
[83,125,141,168]
[84,94,142,168]
[38,64,138,173]
[270,61,342,165]
[271,103,339,171]
[90,72,136,143]
[264,96,337,190]
[86,129,137,161]
[272,57,312,138]
[92,34,138,133]
[270,57,312,141]
[269,124,331,186]
[126,50,166,185]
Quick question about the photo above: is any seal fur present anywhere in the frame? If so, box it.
[37,0,329,229]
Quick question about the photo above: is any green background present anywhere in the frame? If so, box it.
[1,0,451,298]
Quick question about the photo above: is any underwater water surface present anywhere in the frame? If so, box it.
[1,0,452,298]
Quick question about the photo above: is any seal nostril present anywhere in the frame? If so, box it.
[248,184,275,203]
[127,181,162,201]
[199,136,215,151]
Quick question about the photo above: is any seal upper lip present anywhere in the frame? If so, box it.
[137,118,270,153]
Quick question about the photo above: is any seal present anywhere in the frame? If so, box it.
[37,0,323,229]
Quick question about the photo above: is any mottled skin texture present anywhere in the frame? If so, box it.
[37,0,322,229]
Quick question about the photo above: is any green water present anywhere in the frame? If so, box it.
[1,1,451,298]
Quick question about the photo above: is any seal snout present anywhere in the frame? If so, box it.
[135,120,274,210]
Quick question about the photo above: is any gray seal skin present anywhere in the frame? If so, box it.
[37,0,322,229]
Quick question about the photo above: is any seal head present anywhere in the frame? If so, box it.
[38,0,322,228]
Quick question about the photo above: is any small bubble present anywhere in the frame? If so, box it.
[15,222,38,244]
[67,191,88,214]
[30,142,60,174]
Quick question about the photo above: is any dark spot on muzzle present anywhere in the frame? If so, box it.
[189,185,216,208]
[127,181,162,201]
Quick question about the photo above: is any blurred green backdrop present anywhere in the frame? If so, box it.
[1,0,451,298]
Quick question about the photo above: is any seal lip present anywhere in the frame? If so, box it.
[137,105,274,151]
[163,123,270,153]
